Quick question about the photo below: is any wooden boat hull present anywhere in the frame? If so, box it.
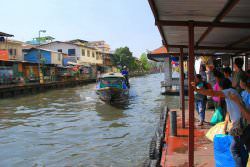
[96,87,129,104]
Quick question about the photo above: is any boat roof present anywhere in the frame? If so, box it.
[100,73,124,78]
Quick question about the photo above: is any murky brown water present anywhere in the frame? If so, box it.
[0,73,179,167]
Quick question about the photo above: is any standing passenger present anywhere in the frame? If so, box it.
[223,66,232,81]
[232,58,245,93]
[229,74,250,152]
[212,70,224,108]
[206,65,216,86]
[200,64,207,82]
[194,74,207,126]
[192,78,249,167]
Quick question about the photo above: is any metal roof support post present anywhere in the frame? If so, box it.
[231,56,234,71]
[246,55,249,70]
[188,21,195,167]
[180,47,185,128]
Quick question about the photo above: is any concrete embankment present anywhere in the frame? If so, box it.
[0,72,160,99]
[0,79,96,99]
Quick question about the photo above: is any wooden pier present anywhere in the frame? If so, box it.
[161,78,188,96]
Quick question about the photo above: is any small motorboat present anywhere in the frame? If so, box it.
[96,73,129,104]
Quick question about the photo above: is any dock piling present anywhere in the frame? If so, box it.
[170,111,177,136]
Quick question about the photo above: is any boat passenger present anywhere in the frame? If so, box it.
[121,66,129,87]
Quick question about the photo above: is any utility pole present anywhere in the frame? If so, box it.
[38,30,46,83]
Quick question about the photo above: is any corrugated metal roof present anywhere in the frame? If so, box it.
[149,0,250,55]
[200,28,250,46]
[222,0,250,23]
[155,0,227,21]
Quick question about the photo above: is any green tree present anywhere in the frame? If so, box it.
[130,59,140,72]
[111,47,135,70]
[140,53,150,71]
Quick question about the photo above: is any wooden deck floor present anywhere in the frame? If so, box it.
[162,108,215,167]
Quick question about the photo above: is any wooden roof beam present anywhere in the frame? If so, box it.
[167,44,249,51]
[195,0,240,47]
[148,52,219,57]
[156,20,250,29]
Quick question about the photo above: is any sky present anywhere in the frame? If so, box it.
[0,0,162,57]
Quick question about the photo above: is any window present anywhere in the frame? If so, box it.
[57,53,61,61]
[92,52,95,58]
[96,53,98,60]
[82,49,85,56]
[58,49,62,52]
[13,49,16,55]
[87,50,90,57]
[8,49,17,56]
[8,49,13,55]
[68,49,75,56]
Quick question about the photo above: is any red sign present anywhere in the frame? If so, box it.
[0,50,9,61]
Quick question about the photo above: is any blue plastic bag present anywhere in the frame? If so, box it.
[214,134,236,167]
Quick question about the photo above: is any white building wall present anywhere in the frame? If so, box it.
[41,42,103,65]
[40,42,80,62]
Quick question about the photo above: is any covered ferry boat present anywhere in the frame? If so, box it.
[96,73,129,104]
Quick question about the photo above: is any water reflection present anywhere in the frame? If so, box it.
[95,102,127,121]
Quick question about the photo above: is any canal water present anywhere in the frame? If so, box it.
[0,73,179,167]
